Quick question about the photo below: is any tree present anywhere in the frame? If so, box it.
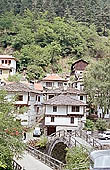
[66,146,89,170]
[7,73,22,82]
[0,90,25,169]
[84,57,110,118]
[95,118,107,131]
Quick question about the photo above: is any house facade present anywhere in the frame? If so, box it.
[71,59,88,90]
[41,74,68,89]
[2,82,42,127]
[0,55,17,82]
[44,94,87,135]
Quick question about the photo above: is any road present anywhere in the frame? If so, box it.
[15,151,52,170]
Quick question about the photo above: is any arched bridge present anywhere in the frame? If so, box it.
[47,130,103,162]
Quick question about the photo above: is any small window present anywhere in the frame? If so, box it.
[46,82,52,87]
[51,117,55,122]
[58,82,63,87]
[36,107,39,113]
[80,96,83,100]
[0,70,2,75]
[17,95,23,101]
[49,95,54,99]
[72,106,79,112]
[9,60,11,64]
[76,106,79,112]
[53,106,57,112]
[2,60,4,64]
[75,82,77,88]
[5,60,7,64]
[70,117,74,124]
[38,96,40,102]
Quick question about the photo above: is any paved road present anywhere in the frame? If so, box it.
[15,151,52,170]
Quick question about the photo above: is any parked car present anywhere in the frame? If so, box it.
[98,131,110,140]
[33,127,41,137]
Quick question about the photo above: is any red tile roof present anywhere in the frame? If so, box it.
[34,83,43,91]
[42,74,67,81]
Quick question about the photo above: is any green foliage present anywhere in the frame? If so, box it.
[66,146,89,170]
[1,9,110,79]
[7,73,22,82]
[37,135,48,148]
[84,57,110,117]
[0,90,25,169]
[85,119,94,131]
[95,119,107,131]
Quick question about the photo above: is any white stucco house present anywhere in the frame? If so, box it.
[41,74,69,89]
[2,82,43,127]
[44,94,87,135]
[0,55,17,82]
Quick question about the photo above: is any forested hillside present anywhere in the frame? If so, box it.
[0,0,110,80]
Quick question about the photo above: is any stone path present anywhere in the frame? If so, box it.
[15,151,52,170]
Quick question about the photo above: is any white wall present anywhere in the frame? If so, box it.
[68,105,84,115]
[0,58,16,75]
[46,105,84,115]
[45,116,78,126]
[46,105,67,115]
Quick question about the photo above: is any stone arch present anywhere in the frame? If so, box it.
[47,137,71,163]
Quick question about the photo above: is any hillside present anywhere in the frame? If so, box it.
[0,1,110,80]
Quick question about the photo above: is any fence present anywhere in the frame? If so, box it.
[27,145,65,170]
[12,160,23,170]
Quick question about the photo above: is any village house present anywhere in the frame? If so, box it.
[0,55,17,82]
[71,59,88,90]
[41,74,69,89]
[2,82,43,127]
[44,94,87,135]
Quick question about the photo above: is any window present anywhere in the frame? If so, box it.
[53,106,57,112]
[0,70,2,75]
[51,117,54,122]
[58,82,63,87]
[49,95,54,99]
[38,96,40,102]
[9,60,11,64]
[72,106,79,112]
[46,82,52,87]
[2,60,4,64]
[5,60,7,64]
[70,117,74,124]
[80,96,83,100]
[36,107,39,113]
[17,95,23,101]
[75,82,77,88]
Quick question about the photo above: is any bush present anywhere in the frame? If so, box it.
[84,119,94,131]
[95,119,107,132]
[36,135,48,148]
[66,146,89,170]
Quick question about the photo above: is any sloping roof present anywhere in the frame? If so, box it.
[0,64,10,70]
[42,74,67,81]
[0,55,17,61]
[2,82,31,92]
[34,83,43,91]
[72,59,88,65]
[44,94,87,106]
